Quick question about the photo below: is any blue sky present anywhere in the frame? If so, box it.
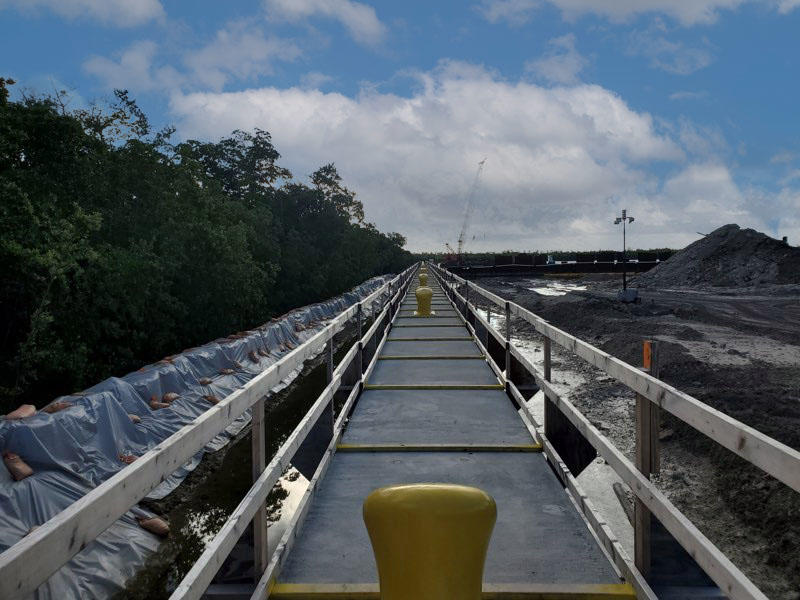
[2,0,799,251]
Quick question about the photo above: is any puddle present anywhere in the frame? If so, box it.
[528,281,588,296]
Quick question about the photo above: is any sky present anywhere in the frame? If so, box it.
[2,0,799,252]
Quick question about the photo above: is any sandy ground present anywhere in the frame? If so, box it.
[476,274,800,600]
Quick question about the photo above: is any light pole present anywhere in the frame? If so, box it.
[614,209,635,290]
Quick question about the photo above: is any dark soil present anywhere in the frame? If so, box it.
[636,224,800,287]
[477,273,800,599]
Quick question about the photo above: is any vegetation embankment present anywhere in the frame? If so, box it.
[0,79,413,413]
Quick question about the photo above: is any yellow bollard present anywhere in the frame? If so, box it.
[415,263,434,316]
[415,282,433,316]
[363,483,496,600]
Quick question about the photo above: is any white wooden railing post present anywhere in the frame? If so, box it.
[543,336,552,383]
[504,301,511,381]
[326,338,334,383]
[251,397,268,579]
[326,337,335,431]
[356,302,363,376]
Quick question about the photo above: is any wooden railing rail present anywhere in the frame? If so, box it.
[433,265,800,494]
[429,264,796,600]
[0,265,417,600]
[169,266,417,600]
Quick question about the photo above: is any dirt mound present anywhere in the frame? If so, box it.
[635,224,800,287]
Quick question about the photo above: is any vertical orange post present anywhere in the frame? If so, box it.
[635,339,659,577]
[643,339,652,370]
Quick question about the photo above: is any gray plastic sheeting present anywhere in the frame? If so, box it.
[0,275,392,599]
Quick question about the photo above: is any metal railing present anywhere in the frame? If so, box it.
[429,263,800,600]
[0,265,417,600]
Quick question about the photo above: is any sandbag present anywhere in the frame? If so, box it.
[3,451,34,481]
[4,404,36,420]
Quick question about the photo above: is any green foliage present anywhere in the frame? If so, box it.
[0,81,413,412]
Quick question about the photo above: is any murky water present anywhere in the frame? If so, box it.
[527,281,588,296]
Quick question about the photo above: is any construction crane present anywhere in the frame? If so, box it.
[456,158,487,260]
[443,243,457,264]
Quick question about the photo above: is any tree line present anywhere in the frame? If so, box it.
[427,248,677,266]
[0,79,413,413]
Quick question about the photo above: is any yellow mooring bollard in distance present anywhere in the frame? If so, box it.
[415,266,434,316]
[363,483,497,600]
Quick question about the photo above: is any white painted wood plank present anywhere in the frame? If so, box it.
[433,264,800,495]
[507,301,800,494]
[534,372,766,599]
[172,270,414,600]
[170,374,342,600]
[0,266,415,599]
[0,322,339,599]
[434,265,771,599]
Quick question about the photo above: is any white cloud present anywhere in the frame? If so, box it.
[167,61,713,250]
[264,0,386,45]
[525,33,587,84]
[85,23,300,93]
[770,151,795,164]
[300,71,336,89]
[673,118,727,158]
[83,41,181,92]
[0,0,164,26]
[476,0,539,25]
[625,163,800,248]
[628,27,714,74]
[777,0,800,13]
[184,21,301,91]
[661,163,745,218]
[164,61,797,250]
[478,0,799,26]
[780,169,800,185]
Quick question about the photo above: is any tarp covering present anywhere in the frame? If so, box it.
[0,275,392,599]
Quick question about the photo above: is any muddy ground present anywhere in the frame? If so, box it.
[476,273,800,599]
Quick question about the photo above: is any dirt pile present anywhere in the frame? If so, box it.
[635,224,800,287]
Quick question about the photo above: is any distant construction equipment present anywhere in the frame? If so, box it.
[445,158,486,264]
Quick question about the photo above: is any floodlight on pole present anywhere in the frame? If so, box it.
[614,209,635,290]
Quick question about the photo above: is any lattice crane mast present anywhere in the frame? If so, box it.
[456,158,487,259]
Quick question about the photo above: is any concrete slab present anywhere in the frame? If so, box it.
[380,339,482,357]
[342,389,533,446]
[278,452,620,585]
[398,309,458,315]
[367,358,499,386]
[400,302,452,309]
[387,326,472,339]
[394,317,463,326]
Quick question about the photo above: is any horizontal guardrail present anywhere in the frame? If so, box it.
[0,265,417,600]
[433,265,800,494]
[169,266,416,600]
[429,263,797,600]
